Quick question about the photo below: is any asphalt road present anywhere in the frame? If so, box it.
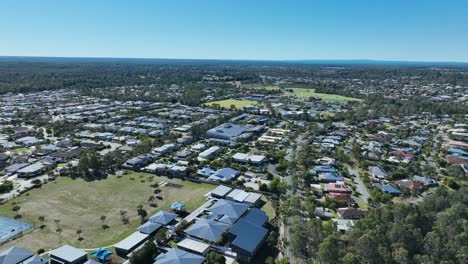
[348,167,370,203]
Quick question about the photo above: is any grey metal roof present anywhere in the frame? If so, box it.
[226,189,250,202]
[242,208,268,226]
[206,123,250,140]
[154,248,205,264]
[0,246,33,264]
[208,199,249,223]
[84,260,101,264]
[243,193,261,204]
[17,162,44,174]
[149,210,178,225]
[229,219,268,255]
[50,245,87,262]
[138,221,163,235]
[23,255,47,264]
[185,219,229,242]
[114,231,149,251]
[210,185,232,197]
[176,238,210,255]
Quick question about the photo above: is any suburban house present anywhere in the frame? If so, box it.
[154,248,205,264]
[0,246,47,264]
[368,166,389,179]
[114,231,149,258]
[232,153,266,165]
[337,207,367,219]
[49,245,87,264]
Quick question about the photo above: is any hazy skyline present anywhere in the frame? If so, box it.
[1,0,467,62]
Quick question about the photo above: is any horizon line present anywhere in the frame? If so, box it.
[1,55,468,66]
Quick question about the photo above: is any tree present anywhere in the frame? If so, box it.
[38,215,45,225]
[206,251,226,264]
[290,230,306,257]
[269,178,287,194]
[76,229,83,240]
[175,220,189,236]
[100,215,107,225]
[266,231,279,249]
[12,205,21,213]
[130,241,159,264]
[318,234,343,264]
[154,229,168,244]
[447,164,466,178]
[54,219,61,229]
[137,205,148,223]
[120,210,129,225]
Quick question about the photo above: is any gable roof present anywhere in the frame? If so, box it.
[149,211,178,225]
[0,246,34,264]
[154,248,205,264]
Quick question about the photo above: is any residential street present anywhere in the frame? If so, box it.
[348,167,370,203]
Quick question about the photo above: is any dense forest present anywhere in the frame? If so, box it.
[317,187,467,264]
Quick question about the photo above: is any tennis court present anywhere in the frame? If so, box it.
[0,216,33,244]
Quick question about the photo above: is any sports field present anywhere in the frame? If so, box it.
[0,172,214,252]
[204,99,258,109]
[285,88,363,101]
[255,85,281,91]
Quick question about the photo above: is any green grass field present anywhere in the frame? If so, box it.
[0,172,214,252]
[260,195,276,219]
[285,88,362,102]
[204,99,258,109]
[255,85,281,91]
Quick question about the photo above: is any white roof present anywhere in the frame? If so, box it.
[227,189,250,202]
[244,192,261,204]
[211,185,232,197]
[50,245,86,262]
[249,154,266,163]
[232,153,249,160]
[177,238,211,254]
[114,231,149,251]
[17,162,44,173]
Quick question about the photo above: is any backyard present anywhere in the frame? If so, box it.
[0,172,215,252]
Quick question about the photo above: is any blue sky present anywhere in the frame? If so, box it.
[1,0,467,61]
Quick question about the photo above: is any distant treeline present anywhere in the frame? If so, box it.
[1,59,468,94]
